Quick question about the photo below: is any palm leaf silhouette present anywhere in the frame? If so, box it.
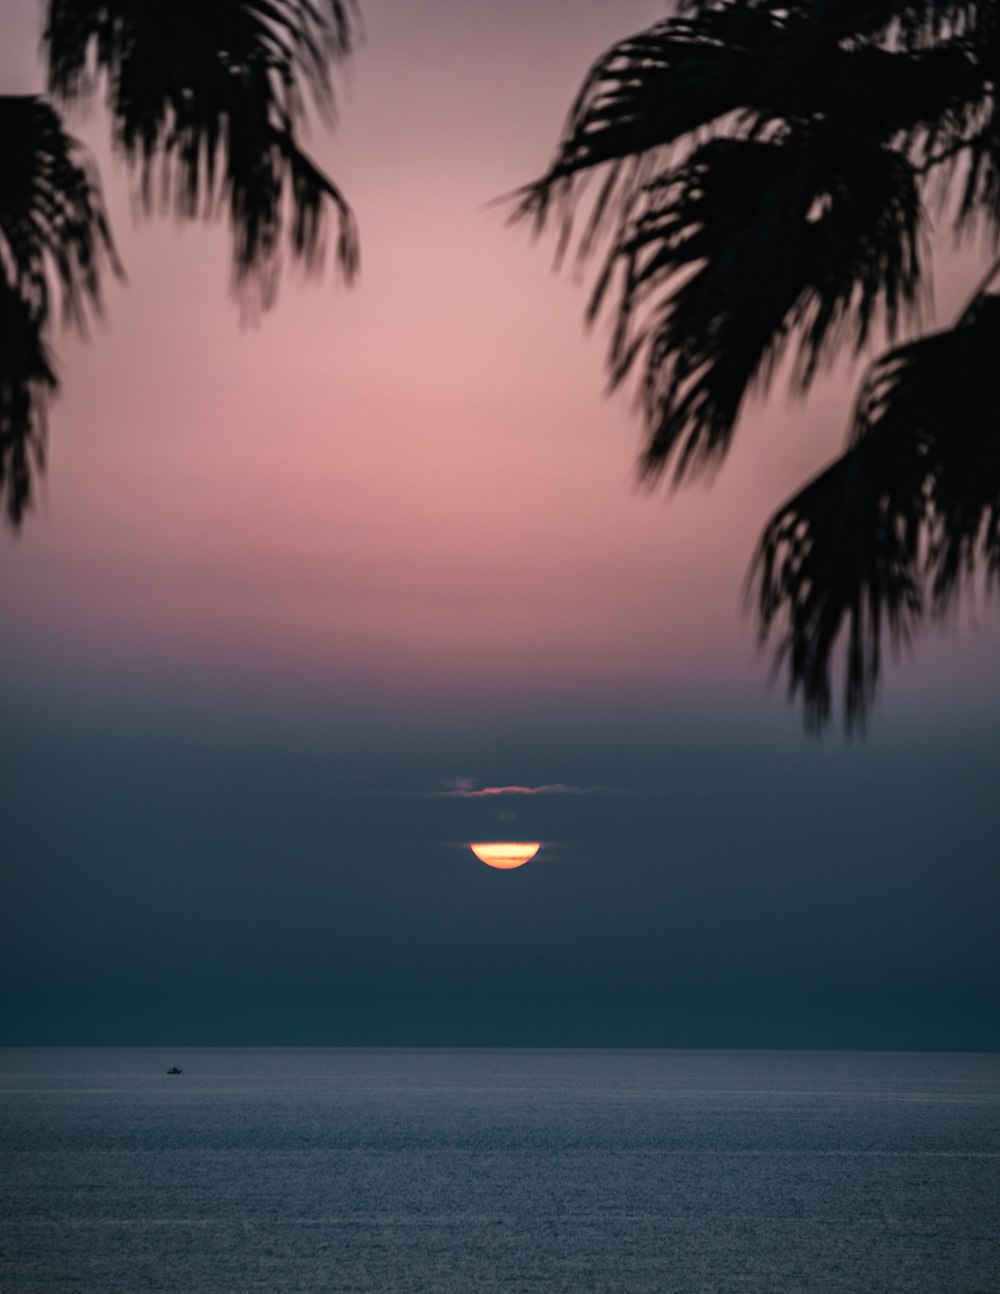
[0,95,118,526]
[754,288,1000,730]
[593,132,923,482]
[518,0,1000,728]
[44,0,360,309]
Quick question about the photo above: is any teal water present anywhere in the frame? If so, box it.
[2,1048,998,1292]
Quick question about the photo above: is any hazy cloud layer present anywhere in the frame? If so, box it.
[423,778,616,798]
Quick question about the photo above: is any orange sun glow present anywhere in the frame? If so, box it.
[470,842,541,870]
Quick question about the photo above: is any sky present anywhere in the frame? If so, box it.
[2,0,999,1049]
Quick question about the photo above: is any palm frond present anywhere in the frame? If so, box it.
[599,131,924,482]
[679,1,976,45]
[516,0,1000,730]
[44,1,360,308]
[898,293,1000,610]
[753,290,1000,729]
[511,4,792,252]
[514,2,976,242]
[0,279,56,528]
[0,95,117,526]
[953,10,1000,238]
[752,434,925,733]
[514,1,951,486]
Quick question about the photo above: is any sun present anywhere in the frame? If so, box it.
[470,842,541,870]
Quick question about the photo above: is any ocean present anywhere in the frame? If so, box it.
[2,1047,998,1292]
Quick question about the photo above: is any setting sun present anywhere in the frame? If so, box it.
[470,842,541,870]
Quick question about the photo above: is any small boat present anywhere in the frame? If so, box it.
[166,1066,182,1075]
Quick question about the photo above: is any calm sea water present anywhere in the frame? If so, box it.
[2,1048,998,1292]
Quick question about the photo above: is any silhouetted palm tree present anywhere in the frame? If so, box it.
[45,0,360,308]
[517,0,1000,730]
[0,95,117,525]
[1,1,359,527]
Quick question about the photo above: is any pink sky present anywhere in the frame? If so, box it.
[2,0,997,718]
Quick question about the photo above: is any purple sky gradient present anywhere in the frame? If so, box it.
[2,0,996,721]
